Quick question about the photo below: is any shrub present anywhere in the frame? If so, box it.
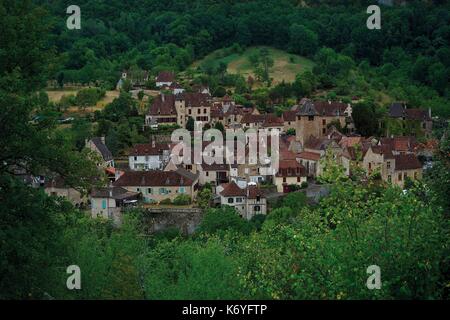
[173,194,191,205]
[159,198,172,205]
[301,181,308,189]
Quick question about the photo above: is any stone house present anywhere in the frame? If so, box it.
[44,176,85,206]
[90,187,140,224]
[385,102,432,138]
[113,170,199,204]
[85,137,114,168]
[273,159,307,193]
[217,181,267,220]
[155,71,175,87]
[128,140,171,170]
[295,99,353,146]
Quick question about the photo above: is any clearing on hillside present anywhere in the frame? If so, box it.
[191,46,315,84]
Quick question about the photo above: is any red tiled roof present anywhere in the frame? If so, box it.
[297,151,321,161]
[113,170,194,187]
[177,92,210,108]
[339,136,363,148]
[380,136,418,152]
[148,94,176,116]
[371,144,395,159]
[129,143,170,156]
[282,110,296,122]
[241,113,266,124]
[248,185,265,199]
[394,154,422,171]
[262,114,284,127]
[220,181,246,197]
[156,71,175,83]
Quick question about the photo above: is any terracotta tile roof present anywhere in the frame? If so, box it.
[113,170,194,187]
[297,151,321,161]
[129,142,170,156]
[248,185,265,199]
[304,136,333,151]
[394,154,422,170]
[262,114,284,127]
[241,113,266,124]
[380,136,418,152]
[156,71,175,83]
[339,136,363,148]
[148,94,176,116]
[371,144,395,159]
[282,110,296,122]
[220,181,247,197]
[176,92,210,107]
[276,160,305,177]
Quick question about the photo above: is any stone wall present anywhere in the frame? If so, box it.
[142,208,204,235]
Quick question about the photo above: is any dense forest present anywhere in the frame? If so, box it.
[33,0,450,117]
[0,0,449,300]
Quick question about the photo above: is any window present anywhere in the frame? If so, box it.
[404,172,408,179]
[204,108,207,114]
[388,175,392,183]
[102,199,107,209]
[254,206,261,212]
[147,188,152,194]
[414,172,418,179]
[398,173,402,181]
[136,188,141,192]
[283,177,287,183]
[256,196,261,202]
[322,128,326,134]
[206,172,209,177]
[186,165,192,170]
[322,119,326,125]
[236,197,242,203]
[188,109,191,114]
[134,156,137,161]
[228,198,234,204]
[297,177,301,182]
[159,188,166,194]
[387,161,391,169]
[179,187,185,194]
[308,116,314,121]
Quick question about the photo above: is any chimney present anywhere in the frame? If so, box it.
[152,138,156,148]
[101,136,105,144]
[328,100,331,104]
[428,108,431,118]
[161,93,165,102]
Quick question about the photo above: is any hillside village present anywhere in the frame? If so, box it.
[37,69,439,227]
[3,0,450,301]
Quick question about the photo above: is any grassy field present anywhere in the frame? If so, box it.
[46,88,120,114]
[191,46,315,84]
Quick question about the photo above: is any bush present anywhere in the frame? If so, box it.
[301,181,308,189]
[173,194,191,205]
[75,88,106,107]
[159,198,172,205]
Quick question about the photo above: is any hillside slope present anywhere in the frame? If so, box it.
[192,46,315,84]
